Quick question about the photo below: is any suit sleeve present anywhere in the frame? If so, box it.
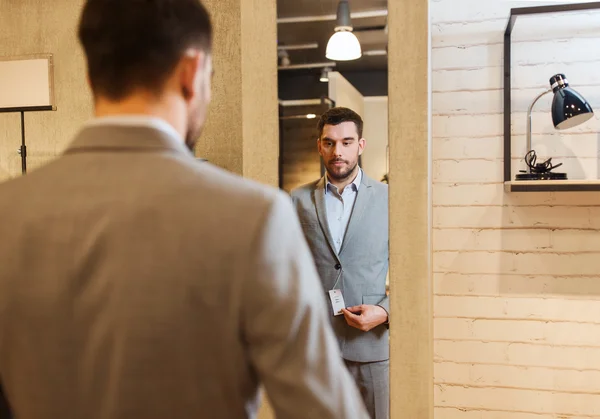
[377,295,390,324]
[241,192,369,419]
[378,194,390,324]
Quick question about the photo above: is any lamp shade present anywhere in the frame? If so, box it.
[326,30,362,61]
[550,73,594,130]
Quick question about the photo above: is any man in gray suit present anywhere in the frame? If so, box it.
[0,1,369,418]
[291,107,390,419]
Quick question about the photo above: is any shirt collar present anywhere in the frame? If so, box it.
[84,115,183,143]
[325,168,362,195]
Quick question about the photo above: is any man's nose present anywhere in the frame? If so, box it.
[333,142,343,156]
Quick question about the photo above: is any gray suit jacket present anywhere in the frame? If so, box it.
[0,124,369,419]
[291,173,389,363]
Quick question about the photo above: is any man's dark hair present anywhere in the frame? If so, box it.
[317,107,364,139]
[78,0,213,101]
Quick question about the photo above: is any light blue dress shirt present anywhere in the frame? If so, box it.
[325,168,363,254]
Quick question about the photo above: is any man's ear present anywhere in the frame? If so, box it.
[358,137,366,155]
[317,138,324,156]
[179,49,205,101]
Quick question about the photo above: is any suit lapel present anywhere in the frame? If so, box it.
[314,177,341,261]
[339,173,372,255]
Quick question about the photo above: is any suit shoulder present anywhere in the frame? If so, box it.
[373,182,388,201]
[372,181,388,194]
[191,162,284,206]
[290,179,319,198]
[175,162,298,242]
[363,174,388,194]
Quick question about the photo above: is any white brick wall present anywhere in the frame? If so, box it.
[431,1,600,417]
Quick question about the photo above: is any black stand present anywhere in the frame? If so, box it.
[19,112,27,174]
[0,105,54,175]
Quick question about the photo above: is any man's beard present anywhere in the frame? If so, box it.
[185,96,206,152]
[184,108,204,152]
[326,158,358,182]
[185,128,201,152]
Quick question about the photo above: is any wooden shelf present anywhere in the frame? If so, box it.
[505,180,600,192]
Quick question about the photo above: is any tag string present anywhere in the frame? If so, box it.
[331,268,342,290]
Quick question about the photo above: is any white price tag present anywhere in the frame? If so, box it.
[328,289,346,316]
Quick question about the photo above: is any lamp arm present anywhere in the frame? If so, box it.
[526,88,552,155]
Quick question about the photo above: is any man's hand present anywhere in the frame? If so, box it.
[341,304,388,332]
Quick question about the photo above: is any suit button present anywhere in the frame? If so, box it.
[335,263,341,270]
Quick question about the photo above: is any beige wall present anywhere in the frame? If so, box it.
[201,0,278,187]
[362,96,388,183]
[0,0,91,180]
[328,71,365,118]
[432,0,600,417]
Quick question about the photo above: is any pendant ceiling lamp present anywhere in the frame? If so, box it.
[326,0,362,61]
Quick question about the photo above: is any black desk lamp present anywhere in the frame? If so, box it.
[516,73,594,180]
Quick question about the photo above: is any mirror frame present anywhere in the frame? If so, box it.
[388,0,433,418]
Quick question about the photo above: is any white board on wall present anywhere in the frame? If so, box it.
[0,54,55,111]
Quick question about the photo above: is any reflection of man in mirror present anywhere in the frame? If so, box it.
[291,107,390,419]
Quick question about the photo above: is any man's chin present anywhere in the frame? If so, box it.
[327,167,351,181]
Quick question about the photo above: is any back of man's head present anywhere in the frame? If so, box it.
[78,0,212,101]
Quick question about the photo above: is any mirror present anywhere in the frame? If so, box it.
[276,1,390,417]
